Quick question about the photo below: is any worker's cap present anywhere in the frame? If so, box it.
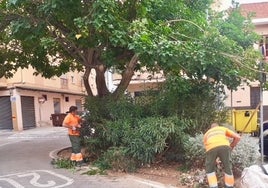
[68,106,78,113]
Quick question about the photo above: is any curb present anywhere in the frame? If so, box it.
[49,146,71,160]
[48,147,178,188]
[128,175,177,188]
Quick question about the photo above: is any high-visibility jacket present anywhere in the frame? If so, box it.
[63,113,81,136]
[203,126,236,152]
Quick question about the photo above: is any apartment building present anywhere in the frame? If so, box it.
[113,69,165,97]
[0,61,164,131]
[0,66,88,131]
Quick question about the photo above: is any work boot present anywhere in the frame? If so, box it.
[76,161,87,167]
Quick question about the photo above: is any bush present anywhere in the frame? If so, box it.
[101,116,182,164]
[124,117,176,163]
[152,76,229,133]
[84,95,144,122]
[116,116,192,164]
[232,134,259,177]
[81,89,230,170]
[183,134,206,168]
[84,114,192,167]
[94,147,138,172]
[183,133,259,179]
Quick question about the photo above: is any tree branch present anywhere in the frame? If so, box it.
[166,19,205,32]
[112,54,138,99]
[83,66,93,96]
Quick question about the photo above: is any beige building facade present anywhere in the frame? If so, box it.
[0,63,163,131]
[0,66,87,131]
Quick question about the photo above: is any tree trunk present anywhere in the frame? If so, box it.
[83,49,95,97]
[112,54,138,99]
[95,64,109,97]
[83,66,93,96]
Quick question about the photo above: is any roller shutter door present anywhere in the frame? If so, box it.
[21,96,36,129]
[0,97,12,130]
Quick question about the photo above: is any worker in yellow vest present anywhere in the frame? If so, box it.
[203,123,241,188]
[63,106,83,166]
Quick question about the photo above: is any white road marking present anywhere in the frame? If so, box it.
[0,178,24,188]
[0,170,74,188]
[18,172,56,187]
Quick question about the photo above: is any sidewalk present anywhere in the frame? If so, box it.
[7,126,68,139]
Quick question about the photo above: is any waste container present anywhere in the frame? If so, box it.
[232,109,258,135]
[51,113,67,126]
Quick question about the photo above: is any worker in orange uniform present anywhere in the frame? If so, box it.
[63,106,83,166]
[203,123,241,188]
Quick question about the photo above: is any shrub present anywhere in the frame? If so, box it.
[81,91,230,170]
[83,127,112,157]
[183,134,206,168]
[183,132,260,184]
[232,134,259,177]
[125,117,176,163]
[85,115,191,166]
[99,116,180,164]
[152,76,229,133]
[84,95,144,122]
[94,147,138,172]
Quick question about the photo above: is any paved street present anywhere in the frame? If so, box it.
[0,126,176,188]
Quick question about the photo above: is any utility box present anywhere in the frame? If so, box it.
[51,113,67,126]
[232,109,258,135]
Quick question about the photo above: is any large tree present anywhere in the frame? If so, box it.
[0,0,261,99]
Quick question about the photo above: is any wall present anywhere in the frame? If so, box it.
[225,84,251,108]
[11,88,84,129]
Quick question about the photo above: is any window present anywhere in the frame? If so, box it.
[250,87,260,109]
[60,74,68,89]
[60,78,68,89]
[75,99,82,112]
[71,76,75,84]
[260,36,268,58]
[53,98,61,114]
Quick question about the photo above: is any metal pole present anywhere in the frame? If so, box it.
[260,83,264,164]
[259,60,264,164]
[259,39,266,164]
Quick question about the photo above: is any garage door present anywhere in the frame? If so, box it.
[21,96,36,129]
[0,97,13,130]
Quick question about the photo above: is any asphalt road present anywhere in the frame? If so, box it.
[0,127,176,188]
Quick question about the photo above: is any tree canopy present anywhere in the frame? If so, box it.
[0,0,261,98]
